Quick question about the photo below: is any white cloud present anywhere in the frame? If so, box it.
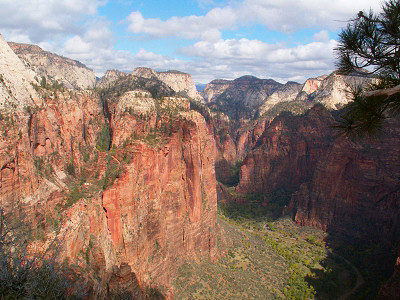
[0,0,382,85]
[126,7,237,41]
[178,37,338,83]
[313,30,330,42]
[126,0,381,40]
[239,0,382,33]
[0,0,105,43]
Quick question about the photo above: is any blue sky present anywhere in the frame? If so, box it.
[0,0,382,83]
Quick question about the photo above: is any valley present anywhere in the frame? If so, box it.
[0,31,399,300]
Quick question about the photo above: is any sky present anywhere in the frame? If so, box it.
[0,0,383,84]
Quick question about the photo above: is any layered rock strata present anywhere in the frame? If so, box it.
[0,38,218,299]
[132,67,204,102]
[96,69,127,89]
[9,42,96,90]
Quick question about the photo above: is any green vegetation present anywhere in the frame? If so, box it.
[96,122,111,151]
[34,156,54,178]
[67,184,86,206]
[98,156,123,190]
[220,159,243,187]
[175,190,359,300]
[263,100,313,119]
[0,208,86,299]
[98,75,175,102]
[189,99,212,123]
[335,0,400,137]
[219,187,293,220]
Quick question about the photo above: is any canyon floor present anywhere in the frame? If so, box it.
[174,188,361,300]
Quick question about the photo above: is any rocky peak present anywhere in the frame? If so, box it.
[204,79,232,103]
[96,69,127,89]
[132,67,158,79]
[310,72,375,109]
[206,75,282,121]
[301,76,326,94]
[260,81,303,116]
[132,67,204,102]
[8,41,96,90]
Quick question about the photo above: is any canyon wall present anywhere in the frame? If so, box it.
[235,104,400,298]
[0,38,218,299]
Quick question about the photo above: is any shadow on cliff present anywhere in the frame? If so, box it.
[102,263,166,300]
[304,218,398,299]
[217,183,294,222]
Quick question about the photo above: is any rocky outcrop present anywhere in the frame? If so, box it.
[207,76,282,119]
[132,67,204,102]
[259,81,303,117]
[204,79,231,103]
[96,70,127,89]
[9,42,96,90]
[59,92,218,298]
[310,72,374,109]
[0,38,218,299]
[0,34,39,112]
[237,105,334,195]
[301,75,327,95]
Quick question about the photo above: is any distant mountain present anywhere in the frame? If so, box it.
[204,72,375,122]
[96,69,128,89]
[8,42,96,90]
[132,67,204,102]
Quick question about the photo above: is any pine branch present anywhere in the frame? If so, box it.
[363,83,400,96]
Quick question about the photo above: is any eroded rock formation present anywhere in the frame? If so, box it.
[132,67,204,102]
[9,42,96,90]
[96,69,128,89]
[0,38,218,299]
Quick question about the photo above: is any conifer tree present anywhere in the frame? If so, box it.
[335,0,400,137]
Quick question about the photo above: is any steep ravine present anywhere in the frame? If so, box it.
[2,34,399,299]
[230,105,400,299]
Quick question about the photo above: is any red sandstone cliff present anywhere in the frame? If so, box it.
[235,104,400,298]
[237,105,334,195]
[0,38,218,299]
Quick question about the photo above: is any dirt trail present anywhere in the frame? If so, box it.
[336,254,364,300]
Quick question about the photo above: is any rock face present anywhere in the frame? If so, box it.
[9,42,96,90]
[0,39,218,299]
[207,76,282,120]
[96,69,127,89]
[287,124,400,237]
[310,72,374,109]
[301,75,327,95]
[204,79,231,103]
[259,81,303,116]
[0,34,39,112]
[235,104,400,297]
[208,72,376,185]
[237,105,334,195]
[132,67,204,102]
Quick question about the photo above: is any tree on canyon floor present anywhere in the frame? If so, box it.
[335,0,400,137]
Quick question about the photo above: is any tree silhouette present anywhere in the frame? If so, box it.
[335,0,400,137]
